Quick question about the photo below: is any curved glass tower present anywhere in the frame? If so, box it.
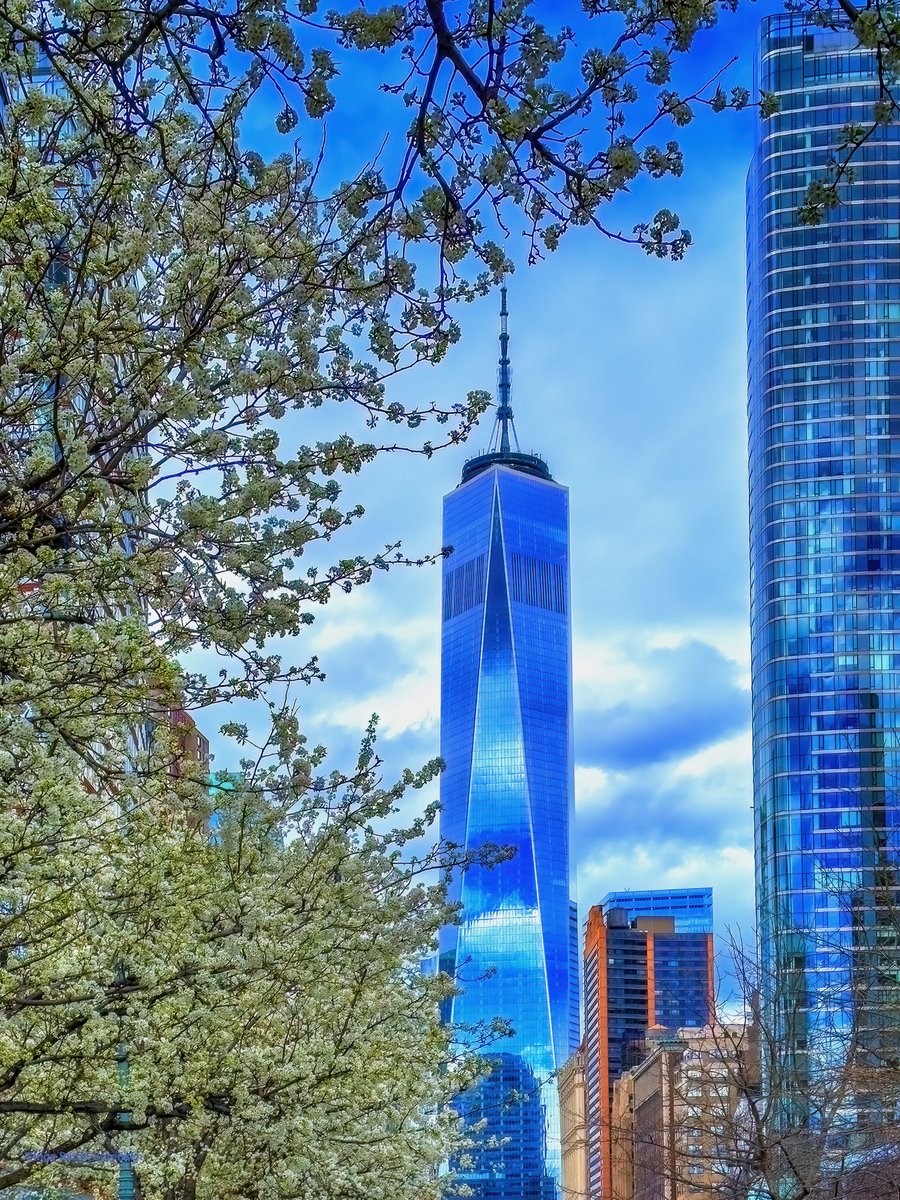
[748,16,900,1104]
[440,291,579,1199]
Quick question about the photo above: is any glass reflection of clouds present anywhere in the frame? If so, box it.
[748,14,900,1115]
[440,455,578,1200]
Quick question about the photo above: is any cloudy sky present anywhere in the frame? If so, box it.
[218,4,778,957]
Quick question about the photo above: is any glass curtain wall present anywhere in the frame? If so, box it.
[747,13,900,1121]
[440,458,578,1200]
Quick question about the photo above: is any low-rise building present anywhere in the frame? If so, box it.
[609,1024,757,1200]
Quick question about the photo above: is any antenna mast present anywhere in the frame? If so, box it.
[492,285,519,455]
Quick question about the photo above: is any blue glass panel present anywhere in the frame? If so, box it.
[440,462,578,1199]
[748,13,900,1106]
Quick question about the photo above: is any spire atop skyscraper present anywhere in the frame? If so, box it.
[491,285,519,456]
[462,285,550,483]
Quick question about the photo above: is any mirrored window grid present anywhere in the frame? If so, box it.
[748,16,900,1084]
[439,463,579,1199]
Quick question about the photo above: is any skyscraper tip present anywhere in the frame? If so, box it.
[494,284,517,456]
[461,284,551,484]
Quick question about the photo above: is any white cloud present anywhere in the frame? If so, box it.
[674,730,752,779]
[574,765,611,797]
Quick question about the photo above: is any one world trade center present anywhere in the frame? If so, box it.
[439,290,579,1199]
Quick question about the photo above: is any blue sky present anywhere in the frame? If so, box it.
[219,4,783,964]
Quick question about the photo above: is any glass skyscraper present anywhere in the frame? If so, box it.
[748,16,900,1099]
[439,290,579,1199]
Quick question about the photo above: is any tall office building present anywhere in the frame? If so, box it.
[582,893,714,1200]
[747,17,900,1094]
[439,290,579,1199]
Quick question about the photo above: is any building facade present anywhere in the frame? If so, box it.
[559,1048,588,1200]
[609,1025,757,1200]
[583,895,714,1200]
[439,291,579,1198]
[747,16,900,1095]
